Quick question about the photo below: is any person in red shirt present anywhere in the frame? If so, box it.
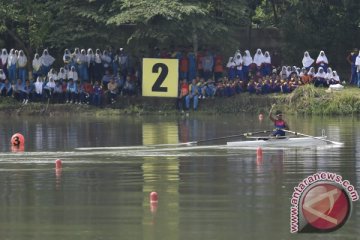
[179,53,189,81]
[178,79,189,111]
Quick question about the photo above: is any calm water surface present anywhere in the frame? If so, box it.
[0,114,359,240]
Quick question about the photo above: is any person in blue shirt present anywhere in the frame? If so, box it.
[1,79,13,97]
[66,78,78,104]
[185,79,199,110]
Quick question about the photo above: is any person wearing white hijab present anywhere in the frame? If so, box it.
[7,49,17,83]
[34,76,45,101]
[17,50,28,83]
[94,49,103,81]
[330,70,340,85]
[324,67,333,83]
[226,56,236,80]
[280,66,287,80]
[355,50,360,87]
[87,48,95,83]
[44,77,56,99]
[233,50,243,80]
[32,53,42,81]
[57,67,67,82]
[0,49,8,75]
[314,67,326,87]
[0,69,6,81]
[67,66,79,82]
[253,49,264,68]
[263,51,271,76]
[71,48,81,71]
[63,49,71,67]
[316,50,328,72]
[242,50,253,81]
[47,68,58,82]
[77,49,89,82]
[302,51,314,70]
[308,67,316,77]
[40,49,55,75]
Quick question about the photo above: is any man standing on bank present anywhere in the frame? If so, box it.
[269,104,289,137]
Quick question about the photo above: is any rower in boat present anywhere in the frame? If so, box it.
[269,105,289,137]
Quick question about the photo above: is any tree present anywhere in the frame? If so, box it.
[0,0,51,58]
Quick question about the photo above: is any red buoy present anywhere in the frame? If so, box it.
[150,191,158,202]
[55,159,62,169]
[11,133,25,146]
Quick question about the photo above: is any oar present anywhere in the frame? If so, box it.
[185,130,273,145]
[283,129,342,145]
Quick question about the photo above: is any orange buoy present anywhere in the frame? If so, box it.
[258,113,264,121]
[55,159,62,169]
[11,133,25,146]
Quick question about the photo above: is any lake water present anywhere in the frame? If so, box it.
[0,114,359,240]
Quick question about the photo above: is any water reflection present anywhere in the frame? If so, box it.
[0,115,358,239]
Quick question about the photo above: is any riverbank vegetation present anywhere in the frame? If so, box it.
[2,85,360,116]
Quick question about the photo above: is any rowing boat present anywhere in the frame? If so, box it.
[227,136,342,148]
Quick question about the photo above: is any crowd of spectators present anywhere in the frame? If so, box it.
[0,46,345,110]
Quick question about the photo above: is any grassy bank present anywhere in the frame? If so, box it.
[1,85,360,116]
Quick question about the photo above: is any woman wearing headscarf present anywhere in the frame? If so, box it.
[280,66,287,80]
[324,67,333,86]
[262,51,272,76]
[40,49,55,76]
[226,57,236,80]
[314,67,326,87]
[7,49,17,83]
[94,49,103,81]
[253,49,264,76]
[17,50,28,83]
[330,70,340,85]
[242,50,253,81]
[87,48,95,83]
[77,49,89,82]
[34,76,45,101]
[32,53,41,81]
[302,51,314,70]
[47,68,58,82]
[0,49,8,76]
[63,49,71,68]
[44,77,56,100]
[58,67,67,82]
[71,48,81,71]
[233,50,243,80]
[0,69,6,81]
[67,66,79,82]
[316,50,328,72]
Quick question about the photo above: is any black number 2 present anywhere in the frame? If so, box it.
[152,63,168,92]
